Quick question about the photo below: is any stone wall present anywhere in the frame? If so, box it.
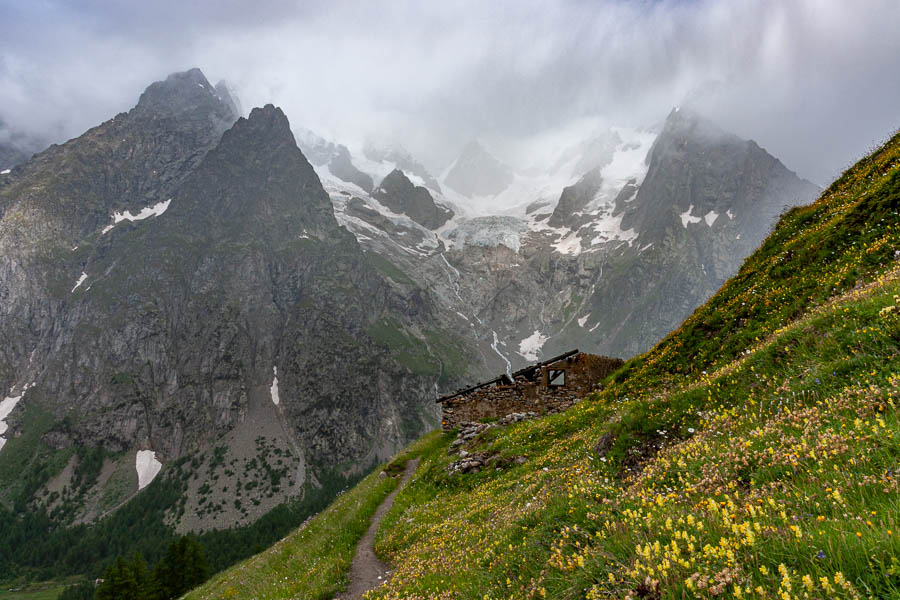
[440,353,623,431]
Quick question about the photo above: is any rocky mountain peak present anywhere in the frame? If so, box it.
[227,104,296,147]
[373,169,452,229]
[377,169,418,197]
[170,103,341,237]
[363,141,442,192]
[135,68,237,124]
[214,79,242,119]
[652,106,743,155]
[444,139,514,197]
[618,108,820,255]
[547,167,605,229]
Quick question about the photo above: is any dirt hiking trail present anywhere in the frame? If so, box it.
[335,457,420,599]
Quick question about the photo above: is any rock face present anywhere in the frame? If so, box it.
[0,70,476,532]
[580,108,822,356]
[294,131,374,193]
[373,169,452,229]
[547,167,604,229]
[316,108,819,376]
[0,78,820,538]
[618,108,817,247]
[444,140,514,197]
[363,142,442,192]
[329,145,375,192]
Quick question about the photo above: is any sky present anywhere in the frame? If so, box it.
[1,0,899,185]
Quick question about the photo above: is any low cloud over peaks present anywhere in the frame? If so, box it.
[2,0,899,185]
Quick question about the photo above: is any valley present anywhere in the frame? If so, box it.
[0,60,892,599]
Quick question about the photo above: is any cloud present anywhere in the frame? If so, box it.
[1,0,898,184]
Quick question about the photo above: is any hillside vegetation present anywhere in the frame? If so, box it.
[188,130,900,600]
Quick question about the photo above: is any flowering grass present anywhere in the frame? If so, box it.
[182,433,442,600]
[371,288,900,599]
[183,129,900,599]
[364,131,900,599]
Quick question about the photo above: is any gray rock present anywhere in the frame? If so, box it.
[0,71,475,534]
[373,169,452,229]
[329,145,374,193]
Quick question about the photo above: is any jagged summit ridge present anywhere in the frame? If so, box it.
[225,104,296,147]
[169,103,343,238]
[135,68,237,125]
[619,106,820,245]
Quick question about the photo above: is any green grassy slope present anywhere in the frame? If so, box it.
[366,131,900,599]
[184,128,900,600]
[183,434,443,600]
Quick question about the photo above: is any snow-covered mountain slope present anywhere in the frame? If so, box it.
[303,109,819,372]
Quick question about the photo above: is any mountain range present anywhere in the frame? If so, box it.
[0,67,819,580]
[186,115,900,600]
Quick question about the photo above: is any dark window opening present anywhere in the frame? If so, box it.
[548,369,566,387]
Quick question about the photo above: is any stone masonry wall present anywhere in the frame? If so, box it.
[440,353,623,431]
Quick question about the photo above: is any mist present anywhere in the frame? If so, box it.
[2,0,899,185]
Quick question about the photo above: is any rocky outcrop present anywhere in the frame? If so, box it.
[295,130,375,193]
[547,167,604,229]
[373,169,452,229]
[329,145,375,193]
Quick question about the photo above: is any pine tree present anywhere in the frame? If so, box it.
[153,536,209,599]
[96,556,139,600]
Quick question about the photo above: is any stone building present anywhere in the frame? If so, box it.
[437,350,623,431]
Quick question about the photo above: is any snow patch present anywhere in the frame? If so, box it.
[0,169,10,175]
[726,209,735,220]
[71,272,87,293]
[680,205,702,228]
[102,199,171,234]
[1,383,33,451]
[552,230,583,255]
[519,330,548,361]
[597,129,656,196]
[0,383,34,449]
[577,315,590,328]
[704,210,719,227]
[135,450,162,490]
[270,367,280,406]
[588,213,638,248]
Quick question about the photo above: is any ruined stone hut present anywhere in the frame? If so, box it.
[437,350,624,431]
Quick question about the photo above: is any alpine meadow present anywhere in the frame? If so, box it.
[1,2,899,599]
